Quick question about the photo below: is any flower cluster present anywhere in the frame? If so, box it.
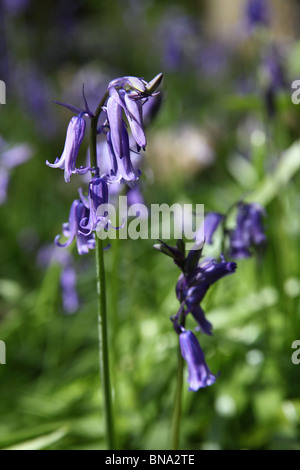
[46,74,163,254]
[155,240,237,391]
[154,200,266,391]
[197,201,267,260]
[229,202,267,259]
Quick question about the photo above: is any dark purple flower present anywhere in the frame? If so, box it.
[60,264,79,314]
[230,202,267,259]
[179,328,217,391]
[246,0,269,29]
[55,199,95,255]
[194,259,237,288]
[189,304,213,336]
[248,204,267,245]
[79,176,109,233]
[263,50,286,118]
[175,258,236,335]
[229,210,252,259]
[155,239,236,391]
[46,114,88,182]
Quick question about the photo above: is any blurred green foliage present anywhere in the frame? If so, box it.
[0,0,300,450]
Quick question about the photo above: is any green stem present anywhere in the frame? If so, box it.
[89,91,115,450]
[171,345,184,450]
[95,237,115,449]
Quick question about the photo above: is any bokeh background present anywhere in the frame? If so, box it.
[1,0,300,450]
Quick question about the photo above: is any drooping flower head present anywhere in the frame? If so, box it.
[96,74,163,185]
[155,239,237,389]
[263,48,286,118]
[175,255,237,335]
[179,328,217,391]
[245,0,269,29]
[46,113,89,182]
[79,176,109,234]
[105,126,141,184]
[106,74,162,152]
[55,199,95,255]
[229,202,267,259]
[50,74,163,254]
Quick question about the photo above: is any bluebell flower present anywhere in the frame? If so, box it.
[106,89,146,153]
[230,202,267,259]
[106,74,162,153]
[108,76,148,98]
[92,73,162,184]
[46,114,89,182]
[79,176,109,234]
[60,264,80,314]
[155,239,236,390]
[176,258,236,335]
[246,0,269,29]
[179,328,217,391]
[55,199,95,255]
[108,74,163,99]
[263,50,286,118]
[106,127,141,183]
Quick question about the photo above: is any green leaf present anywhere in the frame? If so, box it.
[248,139,300,206]
[4,427,68,450]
